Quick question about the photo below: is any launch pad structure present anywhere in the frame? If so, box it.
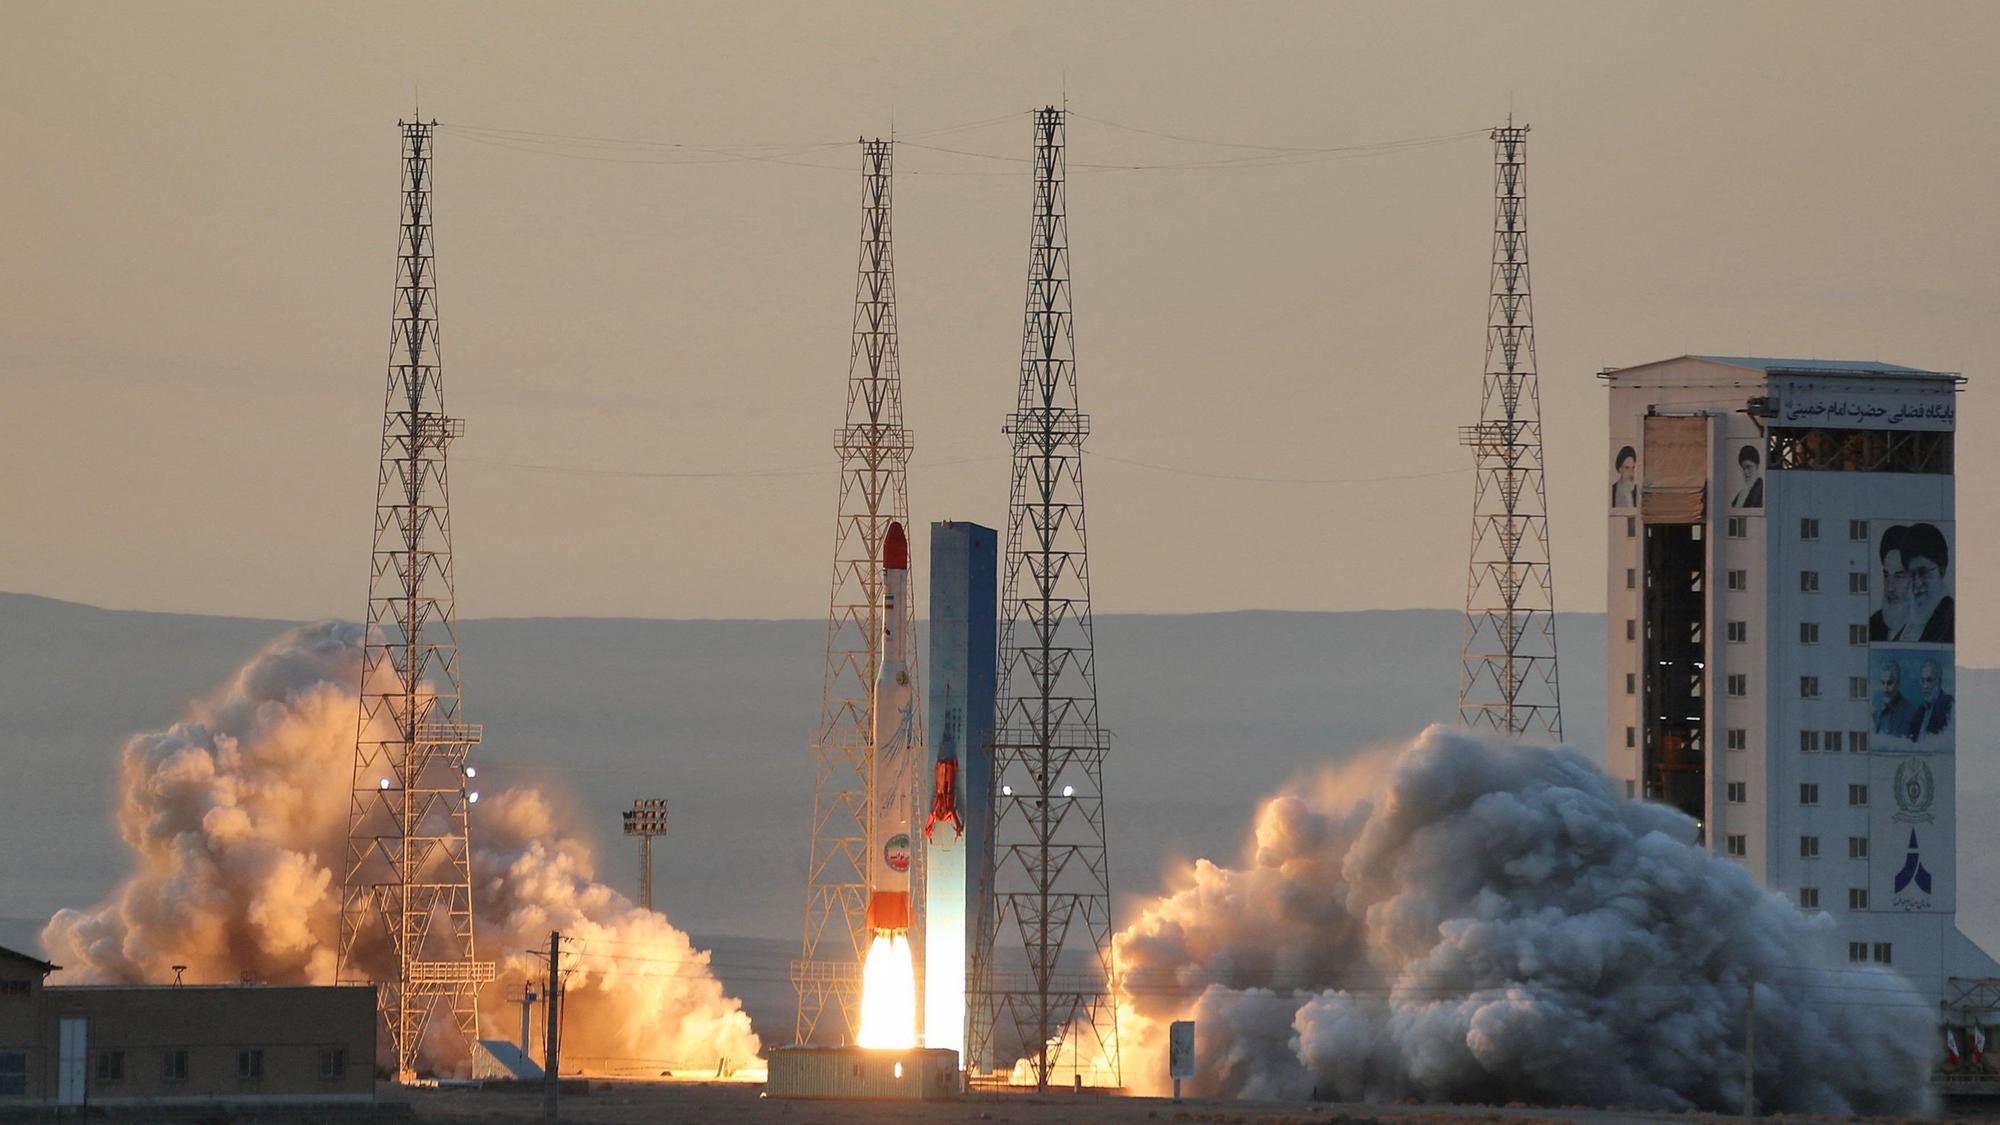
[968,106,1121,1092]
[793,137,925,1046]
[1458,122,1563,741]
[337,118,495,1082]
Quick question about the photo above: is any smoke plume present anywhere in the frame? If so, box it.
[41,622,760,1074]
[1110,726,1936,1114]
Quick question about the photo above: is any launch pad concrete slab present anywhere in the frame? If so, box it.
[765,1045,959,1100]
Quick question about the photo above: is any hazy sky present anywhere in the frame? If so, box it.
[6,3,1998,652]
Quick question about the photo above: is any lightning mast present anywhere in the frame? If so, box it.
[1458,122,1562,740]
[969,106,1120,1091]
[793,138,922,1044]
[339,118,494,1082]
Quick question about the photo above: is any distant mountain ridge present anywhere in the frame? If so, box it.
[8,590,1998,1045]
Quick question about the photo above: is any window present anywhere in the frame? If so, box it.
[162,1049,189,1083]
[1800,836,1820,858]
[0,1052,21,1097]
[1849,623,1868,645]
[1800,783,1820,805]
[1626,568,1636,590]
[319,1048,346,1080]
[1799,730,1820,752]
[1800,570,1820,592]
[1849,942,1868,963]
[1626,516,1637,538]
[1727,728,1747,750]
[1727,782,1747,803]
[1873,942,1893,965]
[1624,726,1635,748]
[1727,620,1748,642]
[1625,619,1636,641]
[1726,835,1747,857]
[1800,676,1820,698]
[1727,674,1747,697]
[1849,676,1868,700]
[1850,519,1870,541]
[1850,784,1869,806]
[1625,779,1635,799]
[1849,836,1869,859]
[1727,569,1747,591]
[1728,516,1748,538]
[0,981,27,997]
[1824,728,1842,750]
[96,1050,124,1083]
[1625,673,1635,695]
[1768,426,1953,474]
[1850,888,1870,910]
[1849,571,1869,594]
[1799,622,1819,644]
[238,1049,264,1080]
[1799,887,1819,909]
[1848,731,1869,753]
[1801,518,1820,540]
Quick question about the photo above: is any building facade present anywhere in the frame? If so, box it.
[0,947,375,1109]
[1605,355,1993,1007]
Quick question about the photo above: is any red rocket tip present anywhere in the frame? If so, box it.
[884,522,908,571]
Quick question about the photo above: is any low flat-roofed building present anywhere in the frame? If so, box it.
[0,945,376,1109]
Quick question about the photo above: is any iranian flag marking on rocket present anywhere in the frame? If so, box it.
[866,521,915,933]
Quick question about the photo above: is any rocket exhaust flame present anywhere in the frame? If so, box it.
[856,932,916,1049]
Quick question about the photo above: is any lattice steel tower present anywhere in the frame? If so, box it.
[969,106,1120,1090]
[792,138,922,1045]
[339,118,494,1082]
[1458,122,1562,740]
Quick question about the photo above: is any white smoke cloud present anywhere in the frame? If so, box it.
[42,622,760,1074]
[1110,725,1937,1114]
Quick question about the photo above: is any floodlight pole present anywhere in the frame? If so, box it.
[622,799,670,912]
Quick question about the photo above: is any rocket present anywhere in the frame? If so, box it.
[866,521,915,933]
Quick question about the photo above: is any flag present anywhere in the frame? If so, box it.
[1946,1027,1962,1067]
[1974,1022,1988,1065]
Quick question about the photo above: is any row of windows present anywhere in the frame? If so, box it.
[1724,782,1871,808]
[1712,569,1870,593]
[1629,726,1872,753]
[88,1047,345,1083]
[1723,517,1873,541]
[1795,887,1877,911]
[1718,621,1875,646]
[1849,941,1895,965]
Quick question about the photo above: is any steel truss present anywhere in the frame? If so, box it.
[969,107,1120,1091]
[338,119,494,1083]
[792,138,924,1045]
[1458,123,1563,741]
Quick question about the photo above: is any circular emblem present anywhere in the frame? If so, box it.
[884,833,912,873]
[1893,758,1936,823]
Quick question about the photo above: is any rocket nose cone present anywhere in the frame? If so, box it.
[884,522,908,571]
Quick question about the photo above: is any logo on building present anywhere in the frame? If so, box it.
[1893,829,1934,912]
[1893,758,1937,824]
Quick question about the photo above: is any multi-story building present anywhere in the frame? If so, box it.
[1605,355,1994,1006]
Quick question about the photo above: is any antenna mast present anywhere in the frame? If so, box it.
[338,118,494,1082]
[1458,123,1563,740]
[792,137,922,1044]
[969,106,1120,1091]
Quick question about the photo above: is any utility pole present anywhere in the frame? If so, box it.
[1458,120,1563,741]
[792,136,922,1046]
[968,106,1119,1092]
[622,799,670,911]
[337,116,495,1082]
[543,932,561,1121]
[1743,974,1756,1118]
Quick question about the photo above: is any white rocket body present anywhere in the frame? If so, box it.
[867,522,915,932]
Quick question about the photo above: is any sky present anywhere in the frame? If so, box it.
[4,3,1998,655]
